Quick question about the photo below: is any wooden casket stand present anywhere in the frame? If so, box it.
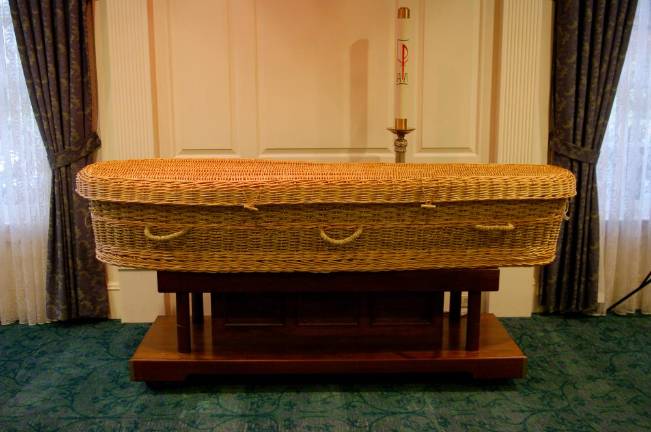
[129,268,527,382]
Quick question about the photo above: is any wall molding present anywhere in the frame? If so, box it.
[495,0,549,165]
[489,0,553,317]
[102,0,155,160]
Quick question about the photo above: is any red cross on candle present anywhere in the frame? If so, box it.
[397,41,409,84]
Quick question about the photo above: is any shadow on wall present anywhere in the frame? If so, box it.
[349,38,373,162]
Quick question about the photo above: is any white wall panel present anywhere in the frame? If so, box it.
[414,0,494,162]
[255,0,395,161]
[100,0,155,160]
[153,0,234,157]
[496,0,549,165]
[151,0,495,163]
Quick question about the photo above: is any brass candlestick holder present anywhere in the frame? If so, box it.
[387,118,414,163]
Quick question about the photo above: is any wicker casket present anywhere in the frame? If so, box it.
[76,159,575,273]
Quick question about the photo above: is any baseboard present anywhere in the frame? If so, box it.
[107,281,121,319]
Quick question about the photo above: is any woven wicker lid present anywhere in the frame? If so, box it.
[76,158,576,206]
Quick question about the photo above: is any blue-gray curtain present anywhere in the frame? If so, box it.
[542,0,638,313]
[9,0,107,320]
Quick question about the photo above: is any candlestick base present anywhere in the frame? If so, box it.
[387,127,415,163]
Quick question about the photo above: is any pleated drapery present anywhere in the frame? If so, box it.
[541,0,638,313]
[9,0,107,320]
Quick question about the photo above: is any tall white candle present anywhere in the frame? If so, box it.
[395,7,411,128]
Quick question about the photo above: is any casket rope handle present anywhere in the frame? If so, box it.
[144,226,190,241]
[473,223,515,232]
[319,227,363,245]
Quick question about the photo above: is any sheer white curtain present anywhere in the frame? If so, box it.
[598,0,651,315]
[0,0,50,324]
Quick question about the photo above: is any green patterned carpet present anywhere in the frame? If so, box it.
[1,315,650,431]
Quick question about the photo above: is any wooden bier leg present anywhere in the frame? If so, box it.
[210,292,221,345]
[176,292,191,353]
[449,291,462,322]
[192,293,204,324]
[129,269,527,381]
[432,292,444,348]
[466,290,481,351]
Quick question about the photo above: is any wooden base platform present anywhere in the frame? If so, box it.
[129,313,526,381]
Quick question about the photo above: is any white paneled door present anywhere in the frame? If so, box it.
[151,0,494,162]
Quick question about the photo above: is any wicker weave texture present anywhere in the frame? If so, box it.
[88,199,567,272]
[78,159,575,273]
[77,159,576,206]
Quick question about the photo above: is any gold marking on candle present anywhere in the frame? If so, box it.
[397,7,410,19]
